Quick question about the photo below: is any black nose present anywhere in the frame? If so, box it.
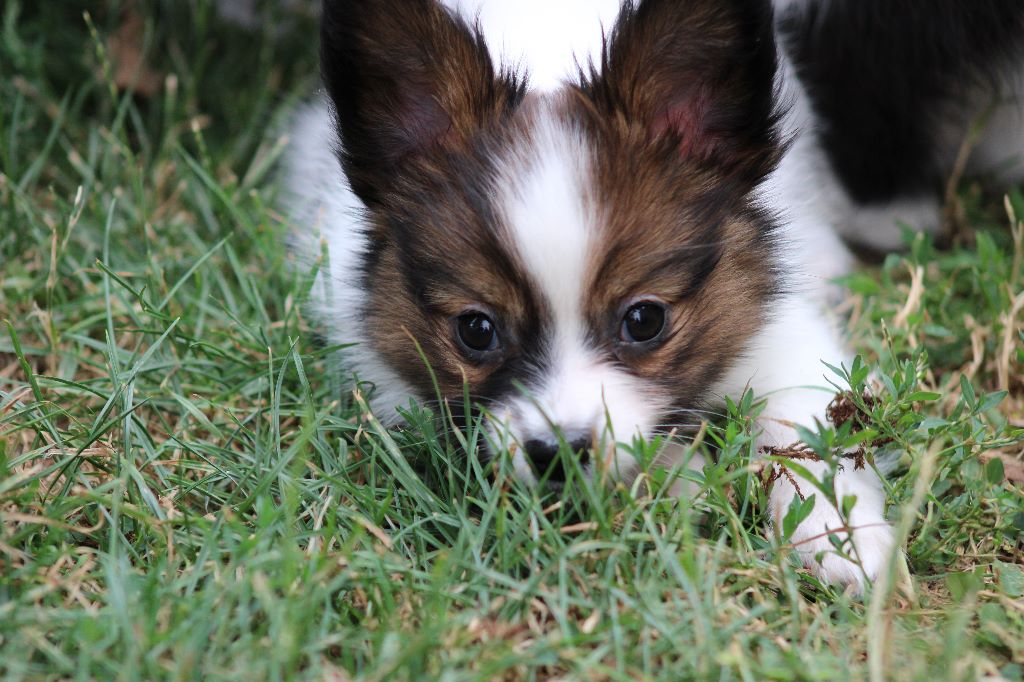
[523,437,592,481]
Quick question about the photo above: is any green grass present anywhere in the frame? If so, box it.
[1,2,1023,680]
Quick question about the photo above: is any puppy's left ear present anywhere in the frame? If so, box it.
[584,0,782,187]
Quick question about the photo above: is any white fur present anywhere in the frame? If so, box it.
[497,112,594,336]
[968,61,1024,183]
[770,0,816,13]
[837,198,943,251]
[711,295,895,592]
[762,54,857,290]
[442,0,622,92]
[769,454,896,589]
[282,102,418,422]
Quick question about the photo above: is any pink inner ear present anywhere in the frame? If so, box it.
[391,91,455,159]
[649,85,715,159]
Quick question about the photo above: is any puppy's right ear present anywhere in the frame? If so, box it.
[321,0,524,206]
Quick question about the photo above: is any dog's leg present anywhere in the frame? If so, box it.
[718,299,897,593]
[764,448,895,592]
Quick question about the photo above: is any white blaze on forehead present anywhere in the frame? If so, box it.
[493,106,663,454]
[499,110,595,410]
[499,112,594,336]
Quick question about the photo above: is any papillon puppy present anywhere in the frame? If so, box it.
[283,0,1024,592]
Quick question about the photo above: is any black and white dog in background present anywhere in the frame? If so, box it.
[281,0,1024,591]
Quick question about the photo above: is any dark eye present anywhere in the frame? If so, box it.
[621,302,667,343]
[456,312,499,353]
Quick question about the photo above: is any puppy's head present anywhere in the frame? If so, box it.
[321,0,782,483]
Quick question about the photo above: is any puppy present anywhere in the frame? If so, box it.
[284,0,1024,592]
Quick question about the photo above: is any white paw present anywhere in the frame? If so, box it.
[786,502,897,593]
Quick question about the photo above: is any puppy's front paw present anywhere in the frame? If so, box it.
[788,509,897,593]
[768,457,899,594]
